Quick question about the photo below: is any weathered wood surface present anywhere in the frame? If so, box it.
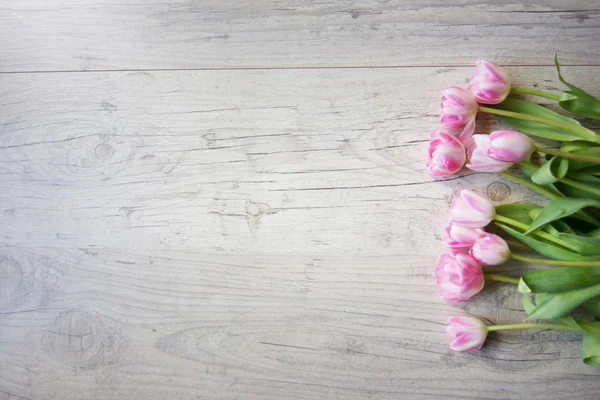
[1,0,599,72]
[2,1,600,399]
[2,66,600,399]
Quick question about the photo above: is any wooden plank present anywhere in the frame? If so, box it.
[4,66,596,252]
[0,0,599,72]
[2,66,600,398]
[0,246,599,400]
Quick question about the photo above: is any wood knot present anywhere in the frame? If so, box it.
[95,143,115,160]
[245,201,276,233]
[42,308,127,368]
[487,182,511,202]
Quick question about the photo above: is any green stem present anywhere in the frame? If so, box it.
[487,323,581,332]
[511,253,600,267]
[514,162,600,227]
[500,171,560,199]
[536,146,600,164]
[494,214,580,252]
[483,273,520,284]
[510,87,562,101]
[478,105,596,141]
[494,214,530,230]
[559,176,600,197]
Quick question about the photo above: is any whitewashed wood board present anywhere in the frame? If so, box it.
[0,0,599,71]
[4,67,599,253]
[2,65,600,399]
[0,246,598,400]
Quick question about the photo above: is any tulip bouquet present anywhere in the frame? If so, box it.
[428,55,600,366]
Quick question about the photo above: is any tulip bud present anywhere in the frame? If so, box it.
[485,130,534,162]
[426,131,467,177]
[449,189,496,228]
[434,252,484,302]
[444,222,483,249]
[470,231,511,266]
[468,60,511,104]
[446,316,488,352]
[440,86,478,129]
[466,135,514,173]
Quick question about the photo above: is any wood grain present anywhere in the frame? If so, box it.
[2,65,600,399]
[4,67,599,253]
[2,1,600,398]
[0,247,599,400]
[0,0,599,72]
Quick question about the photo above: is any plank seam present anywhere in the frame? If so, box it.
[0,64,599,75]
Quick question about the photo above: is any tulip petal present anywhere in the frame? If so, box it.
[446,316,488,352]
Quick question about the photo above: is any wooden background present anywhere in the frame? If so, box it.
[1,1,600,399]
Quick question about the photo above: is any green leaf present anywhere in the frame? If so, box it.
[585,298,600,320]
[583,334,600,367]
[561,141,593,153]
[553,314,598,334]
[526,283,600,320]
[555,53,600,120]
[568,171,600,184]
[577,322,600,336]
[518,279,532,293]
[518,163,566,197]
[565,172,600,200]
[531,157,569,185]
[538,297,600,333]
[543,219,581,239]
[555,182,600,201]
[557,232,600,256]
[588,228,600,239]
[560,143,600,170]
[492,98,588,142]
[496,203,540,224]
[528,208,540,221]
[549,311,600,335]
[519,266,600,293]
[554,314,582,330]
[520,162,537,178]
[559,175,600,200]
[522,293,535,314]
[549,220,573,234]
[541,218,578,237]
[563,216,600,234]
[563,147,600,158]
[578,165,600,176]
[526,198,600,234]
[559,92,578,102]
[496,223,599,261]
[542,222,561,237]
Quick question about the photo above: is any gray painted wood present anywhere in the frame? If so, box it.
[1,2,600,400]
[0,0,599,71]
[2,66,600,399]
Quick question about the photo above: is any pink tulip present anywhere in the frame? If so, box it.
[468,60,511,104]
[434,252,484,302]
[449,189,496,228]
[470,230,511,266]
[457,118,476,149]
[426,131,466,177]
[446,316,488,352]
[444,222,483,249]
[440,86,478,129]
[485,130,534,162]
[466,135,513,172]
